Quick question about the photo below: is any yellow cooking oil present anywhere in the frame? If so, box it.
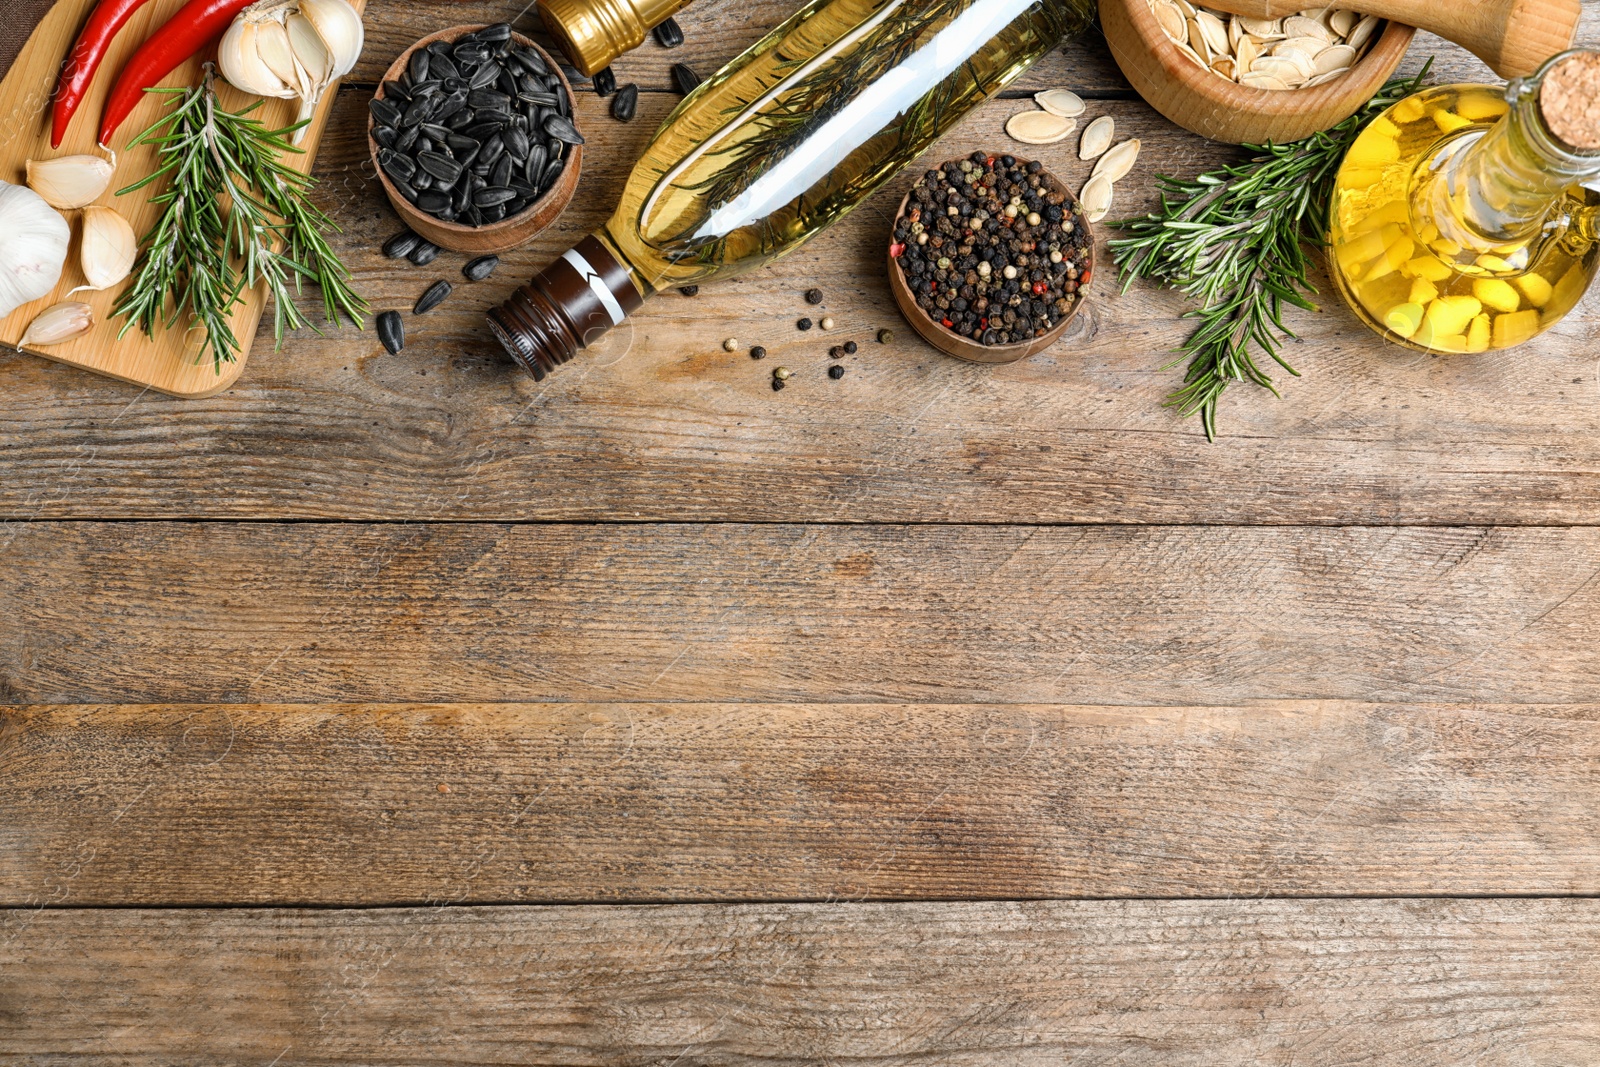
[1327,79,1600,354]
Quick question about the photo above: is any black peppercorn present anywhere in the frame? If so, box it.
[750,345,766,360]
[828,364,845,379]
[804,288,824,304]
[843,340,857,354]
[797,317,813,330]
[679,285,699,296]
[771,378,785,391]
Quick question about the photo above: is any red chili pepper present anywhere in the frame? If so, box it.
[51,0,160,148]
[97,0,256,147]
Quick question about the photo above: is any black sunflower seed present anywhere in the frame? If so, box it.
[378,147,415,179]
[454,42,492,65]
[430,52,459,80]
[611,83,637,122]
[445,132,479,154]
[479,22,512,41]
[554,86,571,117]
[541,156,564,187]
[474,186,517,207]
[415,189,451,213]
[501,126,530,160]
[543,113,584,145]
[469,88,511,110]
[395,124,421,152]
[427,40,453,57]
[483,202,507,222]
[383,79,411,102]
[512,47,548,75]
[592,66,616,96]
[400,96,435,126]
[377,310,404,354]
[411,169,433,191]
[382,230,421,259]
[465,204,485,226]
[508,177,538,199]
[453,182,472,213]
[413,136,434,157]
[419,122,452,142]
[435,206,458,222]
[653,16,684,48]
[498,66,520,97]
[468,61,501,91]
[479,134,506,166]
[369,96,402,127]
[671,62,701,95]
[474,107,516,126]
[409,78,442,97]
[445,106,475,129]
[372,124,397,148]
[518,90,557,107]
[464,120,502,141]
[525,145,548,183]
[490,154,513,188]
[417,151,463,184]
[408,50,430,83]
[414,279,453,314]
[463,255,499,281]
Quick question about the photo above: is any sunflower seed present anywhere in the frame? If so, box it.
[378,148,416,180]
[611,83,638,122]
[382,230,421,258]
[1080,174,1112,222]
[1090,138,1140,183]
[512,47,548,75]
[541,156,564,188]
[474,186,517,207]
[463,255,499,282]
[417,151,463,184]
[377,310,405,354]
[1005,109,1074,144]
[544,114,585,144]
[592,66,616,96]
[1078,115,1114,159]
[1034,89,1085,117]
[671,62,701,95]
[384,79,411,103]
[479,22,512,41]
[418,121,453,142]
[370,96,403,127]
[414,280,452,314]
[518,90,558,107]
[653,15,684,47]
[372,124,397,148]
[491,153,513,188]
[415,190,450,213]
[430,52,459,80]
[408,50,430,83]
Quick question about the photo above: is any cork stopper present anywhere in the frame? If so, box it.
[1539,50,1600,151]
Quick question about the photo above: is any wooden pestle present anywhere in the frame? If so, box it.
[1196,0,1580,77]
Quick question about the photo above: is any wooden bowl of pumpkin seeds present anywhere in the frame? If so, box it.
[1099,0,1414,143]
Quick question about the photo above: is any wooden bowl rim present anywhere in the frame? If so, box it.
[368,25,582,239]
[1106,0,1415,117]
[886,155,1093,363]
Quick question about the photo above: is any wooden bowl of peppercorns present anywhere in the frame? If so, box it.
[887,153,1092,364]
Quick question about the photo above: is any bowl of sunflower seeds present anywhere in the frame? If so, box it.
[369,24,585,254]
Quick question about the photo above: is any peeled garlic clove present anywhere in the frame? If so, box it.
[296,0,364,78]
[1005,109,1075,145]
[26,154,113,210]
[1034,89,1085,118]
[1079,115,1115,160]
[20,301,92,346]
[70,205,137,293]
[1080,175,1113,223]
[1090,138,1141,183]
[220,19,297,98]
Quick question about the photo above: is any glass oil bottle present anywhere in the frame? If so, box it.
[489,0,1095,380]
[1327,49,1600,354]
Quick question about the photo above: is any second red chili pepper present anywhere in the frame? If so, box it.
[51,0,159,148]
[97,0,257,147]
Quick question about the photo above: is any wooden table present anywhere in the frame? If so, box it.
[4,1,1600,1061]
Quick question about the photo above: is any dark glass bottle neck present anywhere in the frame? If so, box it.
[486,234,645,380]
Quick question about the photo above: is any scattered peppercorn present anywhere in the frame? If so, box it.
[723,337,739,351]
[804,288,824,304]
[771,378,785,391]
[828,364,845,379]
[828,345,843,359]
[819,315,835,330]
[843,340,858,354]
[679,285,699,296]
[773,366,792,380]
[797,317,813,330]
[890,151,1091,345]
[877,328,894,344]
[750,345,766,360]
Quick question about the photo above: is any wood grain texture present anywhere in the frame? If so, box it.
[4,701,1598,906]
[3,899,1597,1064]
[3,7,1600,523]
[6,522,1600,706]
[0,0,364,397]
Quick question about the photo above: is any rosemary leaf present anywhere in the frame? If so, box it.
[1109,61,1433,440]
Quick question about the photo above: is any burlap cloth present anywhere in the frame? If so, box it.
[2,0,65,81]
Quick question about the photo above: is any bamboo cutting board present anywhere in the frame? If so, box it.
[0,0,365,396]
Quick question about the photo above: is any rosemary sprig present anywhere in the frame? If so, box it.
[115,65,367,369]
[1109,61,1432,440]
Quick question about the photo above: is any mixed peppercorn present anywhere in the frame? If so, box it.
[892,153,1090,346]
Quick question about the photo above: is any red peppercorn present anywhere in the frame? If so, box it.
[1032,281,1047,295]
[890,242,905,257]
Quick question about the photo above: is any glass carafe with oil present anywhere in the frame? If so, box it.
[1328,50,1600,354]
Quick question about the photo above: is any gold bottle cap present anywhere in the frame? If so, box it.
[538,0,685,76]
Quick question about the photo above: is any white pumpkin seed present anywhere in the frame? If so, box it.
[1282,15,1330,40]
[1211,55,1235,79]
[1328,7,1356,35]
[1275,35,1330,59]
[1005,109,1075,145]
[1173,0,1196,16]
[1080,174,1112,223]
[1174,40,1209,69]
[1240,71,1290,90]
[1346,13,1379,50]
[1234,34,1259,76]
[1227,14,1243,50]
[1035,89,1086,117]
[1195,10,1230,55]
[1187,17,1212,61]
[1237,15,1282,36]
[1079,115,1115,159]
[1091,138,1140,183]
[1302,68,1349,86]
[1155,0,1187,40]
[1250,55,1308,85]
[1313,43,1356,73]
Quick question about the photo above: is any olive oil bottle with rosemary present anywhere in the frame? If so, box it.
[1328,50,1600,354]
[489,0,1094,379]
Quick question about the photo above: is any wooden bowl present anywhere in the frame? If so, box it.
[1099,0,1415,144]
[886,157,1092,365]
[368,26,582,255]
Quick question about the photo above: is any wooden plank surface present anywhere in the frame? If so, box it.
[4,701,1598,906]
[3,7,1600,524]
[3,899,1597,1064]
[0,0,365,397]
[5,522,1600,706]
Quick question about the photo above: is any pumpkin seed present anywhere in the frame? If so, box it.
[1328,8,1357,36]
[1240,71,1291,90]
[1034,89,1085,117]
[1302,69,1348,86]
[1080,175,1113,223]
[1313,43,1357,73]
[1154,0,1186,41]
[1346,13,1380,49]
[1090,138,1140,183]
[1079,115,1114,160]
[1251,55,1308,85]
[1282,15,1330,40]
[1005,109,1075,144]
[1187,17,1212,60]
[1237,15,1282,36]
[1195,11,1229,55]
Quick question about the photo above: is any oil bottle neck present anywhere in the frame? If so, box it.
[1420,50,1600,254]
[538,0,688,75]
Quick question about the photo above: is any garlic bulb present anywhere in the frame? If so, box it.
[0,181,71,321]
[20,301,93,346]
[218,0,364,143]
[26,154,114,210]
[70,205,138,294]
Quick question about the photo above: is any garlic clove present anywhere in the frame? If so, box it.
[19,300,93,346]
[219,18,297,98]
[287,11,334,87]
[70,205,137,293]
[25,154,114,210]
[255,17,303,92]
[297,0,364,79]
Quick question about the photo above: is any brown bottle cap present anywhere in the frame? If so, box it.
[487,235,645,381]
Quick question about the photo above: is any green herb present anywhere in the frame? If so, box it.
[1109,62,1432,440]
[115,65,367,369]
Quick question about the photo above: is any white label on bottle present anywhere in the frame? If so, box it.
[563,248,626,326]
